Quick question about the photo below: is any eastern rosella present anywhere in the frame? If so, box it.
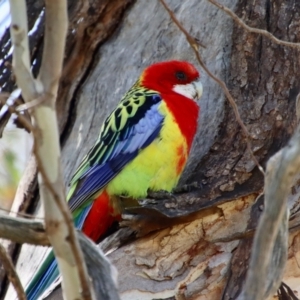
[26,60,203,300]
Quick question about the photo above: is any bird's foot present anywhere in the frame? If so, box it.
[147,190,176,201]
[173,181,200,193]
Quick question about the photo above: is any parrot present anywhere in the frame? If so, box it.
[25,60,203,300]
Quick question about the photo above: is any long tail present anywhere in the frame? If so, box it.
[25,190,119,300]
[26,251,58,300]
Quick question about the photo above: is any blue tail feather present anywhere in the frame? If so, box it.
[26,252,58,300]
[26,205,92,300]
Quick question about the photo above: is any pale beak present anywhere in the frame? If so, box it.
[192,79,203,101]
[172,79,203,101]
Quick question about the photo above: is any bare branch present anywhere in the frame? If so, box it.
[207,0,300,49]
[32,132,94,300]
[240,127,300,299]
[0,93,11,137]
[8,0,93,299]
[1,206,299,250]
[78,232,120,300]
[159,0,265,175]
[0,214,48,246]
[33,2,92,298]
[9,1,39,101]
[0,215,119,300]
[0,244,26,300]
[39,0,68,93]
[0,95,34,133]
[16,97,46,112]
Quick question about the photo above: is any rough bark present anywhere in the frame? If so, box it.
[1,0,300,299]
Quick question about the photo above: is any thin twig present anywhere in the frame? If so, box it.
[0,206,45,220]
[0,93,13,137]
[16,97,45,112]
[11,99,74,222]
[0,97,34,133]
[0,244,26,300]
[279,282,299,300]
[0,98,71,230]
[159,0,264,175]
[208,0,300,49]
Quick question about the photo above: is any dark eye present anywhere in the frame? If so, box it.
[175,71,187,81]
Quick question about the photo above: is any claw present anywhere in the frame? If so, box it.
[147,190,177,201]
[173,181,200,193]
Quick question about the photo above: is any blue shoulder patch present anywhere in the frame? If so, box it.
[68,92,164,211]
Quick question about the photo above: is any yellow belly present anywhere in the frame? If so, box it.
[106,101,188,198]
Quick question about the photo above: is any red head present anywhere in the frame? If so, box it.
[140,60,202,150]
[140,60,202,100]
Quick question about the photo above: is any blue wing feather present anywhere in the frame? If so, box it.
[68,92,163,211]
[26,87,164,300]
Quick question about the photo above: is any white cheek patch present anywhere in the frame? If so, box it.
[173,80,203,100]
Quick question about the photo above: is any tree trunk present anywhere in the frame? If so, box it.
[1,0,300,299]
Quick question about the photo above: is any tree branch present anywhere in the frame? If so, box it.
[0,94,34,133]
[0,244,26,300]
[0,214,48,246]
[207,0,300,49]
[38,0,68,93]
[8,0,38,102]
[240,127,300,299]
[1,208,299,252]
[8,1,93,299]
[78,232,120,300]
[0,214,120,300]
